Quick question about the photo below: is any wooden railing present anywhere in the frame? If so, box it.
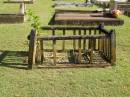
[28,25,116,69]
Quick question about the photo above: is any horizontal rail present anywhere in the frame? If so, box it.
[41,26,98,30]
[38,63,111,68]
[99,28,110,34]
[37,35,108,40]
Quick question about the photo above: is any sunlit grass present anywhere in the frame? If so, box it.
[0,0,130,97]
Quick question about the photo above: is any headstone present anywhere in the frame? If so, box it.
[19,3,25,14]
[0,52,2,56]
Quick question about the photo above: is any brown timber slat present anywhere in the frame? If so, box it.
[38,63,111,68]
[62,29,65,50]
[108,38,110,59]
[106,38,108,58]
[73,30,76,50]
[37,35,107,40]
[88,29,91,49]
[40,40,44,63]
[52,30,56,65]
[106,38,109,59]
[53,40,56,65]
[103,38,105,55]
[94,29,97,50]
[41,26,97,30]
[98,29,101,50]
[83,29,86,50]
[90,39,93,64]
[78,30,82,63]
[110,30,116,65]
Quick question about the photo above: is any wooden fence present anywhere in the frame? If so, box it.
[28,25,116,69]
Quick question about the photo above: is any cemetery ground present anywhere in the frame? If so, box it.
[0,0,130,97]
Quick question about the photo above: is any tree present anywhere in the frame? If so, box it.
[26,9,41,35]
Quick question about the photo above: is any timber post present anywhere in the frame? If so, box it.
[98,24,104,30]
[110,29,116,65]
[28,29,37,69]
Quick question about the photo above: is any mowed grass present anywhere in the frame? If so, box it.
[0,0,130,97]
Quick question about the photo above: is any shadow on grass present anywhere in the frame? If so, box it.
[48,13,56,25]
[0,51,28,70]
[124,11,130,17]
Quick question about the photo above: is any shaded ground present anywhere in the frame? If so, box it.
[0,51,28,69]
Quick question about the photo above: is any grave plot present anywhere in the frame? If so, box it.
[28,25,116,69]
[115,2,130,17]
[0,0,34,23]
[49,10,124,26]
[0,14,24,23]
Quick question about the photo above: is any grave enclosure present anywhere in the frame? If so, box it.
[28,25,116,69]
[51,10,124,26]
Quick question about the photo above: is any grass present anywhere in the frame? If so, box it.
[0,0,130,97]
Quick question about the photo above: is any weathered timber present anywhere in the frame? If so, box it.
[73,30,76,50]
[78,30,82,63]
[38,63,111,68]
[110,30,116,65]
[83,29,87,50]
[37,35,107,41]
[52,30,56,65]
[90,39,93,64]
[62,29,65,50]
[28,29,37,69]
[40,40,44,63]
[88,29,91,49]
[41,26,98,30]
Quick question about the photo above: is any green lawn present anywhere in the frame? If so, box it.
[0,0,130,97]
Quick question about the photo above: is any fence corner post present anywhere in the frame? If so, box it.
[110,29,116,65]
[98,24,104,30]
[28,29,37,69]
